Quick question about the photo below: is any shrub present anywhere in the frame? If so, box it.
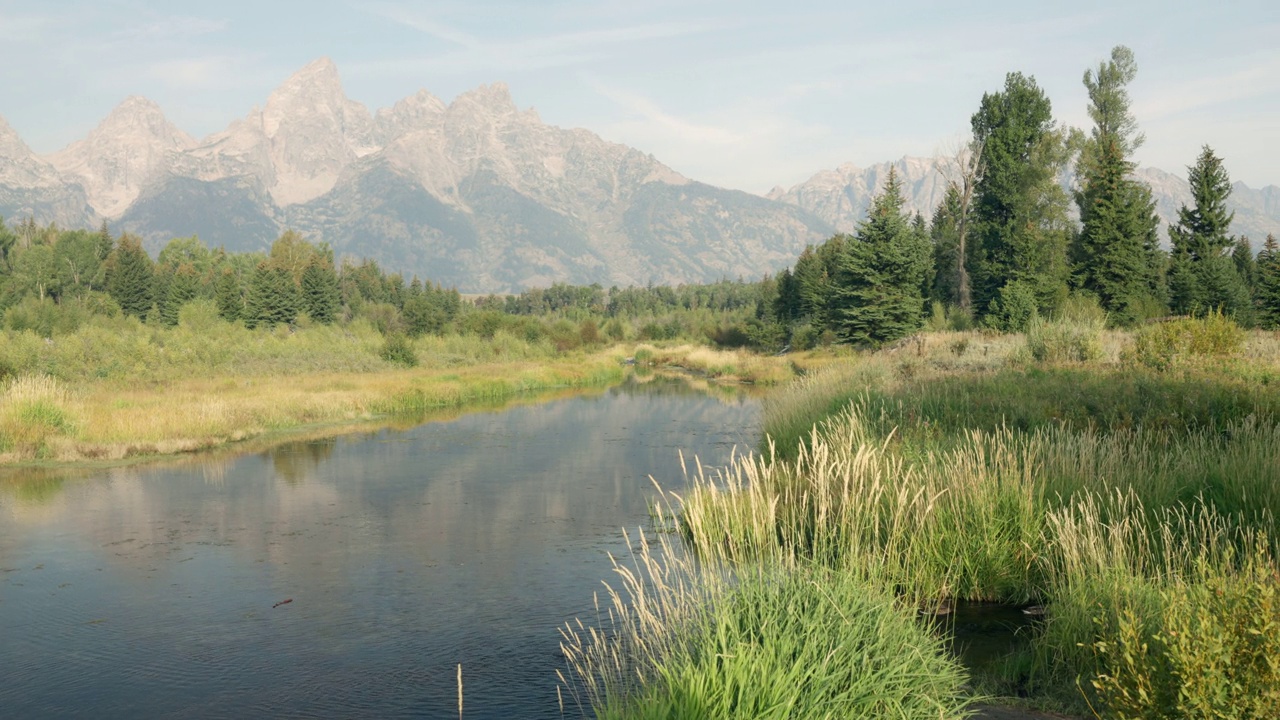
[379,333,418,367]
[988,280,1040,333]
[1090,551,1280,719]
[1131,312,1246,371]
[1026,314,1105,363]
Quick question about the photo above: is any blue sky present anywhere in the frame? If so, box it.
[1,0,1277,192]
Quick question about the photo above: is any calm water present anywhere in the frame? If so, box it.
[0,378,761,719]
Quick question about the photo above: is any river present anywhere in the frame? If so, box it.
[0,377,761,719]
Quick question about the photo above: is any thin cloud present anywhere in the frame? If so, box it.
[114,16,229,42]
[584,76,745,145]
[1136,54,1280,121]
[358,3,724,76]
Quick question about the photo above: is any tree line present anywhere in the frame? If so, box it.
[771,45,1280,347]
[2,46,1277,349]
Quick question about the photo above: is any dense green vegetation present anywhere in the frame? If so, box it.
[562,317,1280,718]
[557,45,1280,720]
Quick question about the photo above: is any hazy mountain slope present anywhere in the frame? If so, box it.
[773,157,1280,244]
[0,115,96,227]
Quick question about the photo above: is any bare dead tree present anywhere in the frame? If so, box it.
[934,138,984,312]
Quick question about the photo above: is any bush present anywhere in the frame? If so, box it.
[1026,314,1105,363]
[1090,552,1280,719]
[988,280,1040,333]
[379,333,419,367]
[1131,312,1246,371]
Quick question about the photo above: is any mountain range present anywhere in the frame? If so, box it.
[1,58,1277,292]
[769,158,1280,245]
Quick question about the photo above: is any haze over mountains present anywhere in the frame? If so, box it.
[1,58,1277,292]
[769,158,1280,246]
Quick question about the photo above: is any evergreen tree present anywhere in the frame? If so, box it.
[300,258,340,324]
[106,233,154,320]
[159,263,199,326]
[830,168,932,345]
[1233,237,1257,291]
[1256,234,1280,329]
[929,185,963,306]
[214,267,242,322]
[0,217,16,272]
[1074,46,1163,325]
[244,262,300,329]
[969,72,1073,320]
[1168,146,1251,318]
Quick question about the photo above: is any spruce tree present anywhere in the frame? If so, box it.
[969,72,1072,320]
[244,262,300,329]
[214,267,242,322]
[1168,146,1251,318]
[929,185,963,306]
[831,168,932,345]
[158,263,199,326]
[1256,234,1280,329]
[300,259,340,324]
[106,233,154,320]
[1074,46,1163,325]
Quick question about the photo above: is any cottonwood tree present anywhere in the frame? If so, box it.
[969,72,1073,325]
[932,139,983,311]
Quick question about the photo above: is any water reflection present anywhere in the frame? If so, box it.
[0,377,760,719]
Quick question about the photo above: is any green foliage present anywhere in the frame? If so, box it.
[1130,313,1246,371]
[1090,552,1280,719]
[830,169,933,345]
[987,279,1040,332]
[1168,146,1252,320]
[379,333,419,367]
[105,233,154,320]
[1026,295,1106,363]
[600,568,969,720]
[157,263,200,327]
[243,263,300,329]
[969,71,1073,319]
[1257,235,1280,329]
[214,267,242,322]
[930,184,965,306]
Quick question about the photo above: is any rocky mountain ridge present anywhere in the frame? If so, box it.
[1,58,829,291]
[770,157,1280,245]
[1,58,1277,291]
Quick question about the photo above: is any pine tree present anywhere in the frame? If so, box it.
[1256,234,1280,329]
[159,263,199,326]
[1168,146,1251,318]
[1233,237,1257,291]
[929,185,963,306]
[214,267,242,322]
[1074,46,1163,325]
[105,233,154,320]
[969,72,1072,320]
[831,169,932,345]
[244,262,300,329]
[300,259,340,324]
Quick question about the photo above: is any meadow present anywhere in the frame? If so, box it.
[561,316,1280,719]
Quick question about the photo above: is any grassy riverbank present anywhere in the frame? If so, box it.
[0,314,811,466]
[562,320,1280,718]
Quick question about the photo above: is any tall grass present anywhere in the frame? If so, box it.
[559,529,972,719]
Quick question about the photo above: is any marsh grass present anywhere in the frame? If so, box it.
[583,328,1280,716]
[0,354,627,464]
[559,527,972,720]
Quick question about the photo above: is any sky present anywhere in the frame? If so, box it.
[1,0,1278,193]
